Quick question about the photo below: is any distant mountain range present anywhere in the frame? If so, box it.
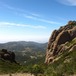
[0,41,47,52]
[0,41,47,64]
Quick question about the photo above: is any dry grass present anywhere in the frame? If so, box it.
[0,73,34,76]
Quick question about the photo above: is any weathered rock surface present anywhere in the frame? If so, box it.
[0,49,17,63]
[45,21,76,64]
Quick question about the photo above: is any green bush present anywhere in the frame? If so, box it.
[0,60,21,74]
[44,49,76,76]
[30,64,44,76]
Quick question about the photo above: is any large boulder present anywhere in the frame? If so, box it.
[45,21,76,64]
[0,49,17,63]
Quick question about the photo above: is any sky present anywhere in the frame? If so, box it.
[0,0,76,43]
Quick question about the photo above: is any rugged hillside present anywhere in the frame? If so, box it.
[0,42,47,64]
[45,21,76,64]
[0,41,47,52]
[45,37,76,76]
[0,60,21,74]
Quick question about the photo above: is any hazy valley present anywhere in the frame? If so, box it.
[0,41,47,64]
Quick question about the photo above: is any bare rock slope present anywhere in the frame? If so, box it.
[45,21,76,64]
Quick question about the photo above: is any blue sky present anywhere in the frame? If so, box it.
[0,0,76,43]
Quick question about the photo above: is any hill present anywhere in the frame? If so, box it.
[0,41,47,64]
[0,60,21,74]
[45,37,76,76]
[0,41,47,52]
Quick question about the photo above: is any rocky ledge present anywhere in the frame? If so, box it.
[45,21,76,64]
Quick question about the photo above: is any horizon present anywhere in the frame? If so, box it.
[0,40,48,44]
[0,0,76,43]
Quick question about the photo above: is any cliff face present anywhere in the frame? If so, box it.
[45,21,76,64]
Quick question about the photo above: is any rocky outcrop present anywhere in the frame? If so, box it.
[0,49,17,63]
[45,21,76,64]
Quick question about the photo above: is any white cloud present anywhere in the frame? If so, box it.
[57,0,76,6]
[0,34,48,43]
[0,22,48,43]
[0,2,60,25]
[38,18,60,24]
[31,13,40,17]
[24,15,60,24]
[0,22,46,29]
[25,15,36,19]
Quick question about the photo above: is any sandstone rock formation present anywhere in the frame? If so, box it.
[45,21,76,64]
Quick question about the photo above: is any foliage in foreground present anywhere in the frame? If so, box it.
[0,60,21,74]
[0,39,76,76]
[0,48,76,76]
[44,48,76,76]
